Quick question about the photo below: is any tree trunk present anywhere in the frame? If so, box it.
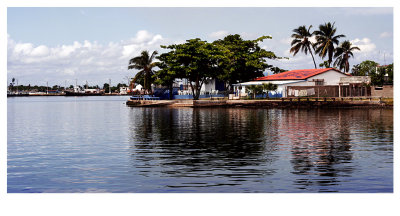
[309,45,317,69]
[189,82,196,100]
[169,84,173,100]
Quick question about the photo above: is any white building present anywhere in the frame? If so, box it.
[119,87,129,95]
[175,78,225,95]
[234,68,350,97]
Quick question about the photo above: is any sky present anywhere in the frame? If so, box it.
[7,7,394,87]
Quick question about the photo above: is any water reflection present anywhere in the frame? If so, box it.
[128,108,280,189]
[8,96,392,192]
[279,109,353,192]
[127,107,393,192]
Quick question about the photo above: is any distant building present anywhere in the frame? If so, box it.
[119,87,129,95]
[175,78,225,97]
[234,68,350,97]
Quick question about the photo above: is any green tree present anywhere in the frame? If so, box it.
[290,25,317,69]
[350,60,390,85]
[128,50,158,92]
[319,60,331,68]
[270,67,287,74]
[333,40,360,72]
[9,77,16,92]
[351,60,378,76]
[384,63,394,85]
[261,83,278,98]
[213,34,282,91]
[159,39,224,100]
[155,51,178,100]
[103,83,110,93]
[246,85,263,99]
[313,22,346,67]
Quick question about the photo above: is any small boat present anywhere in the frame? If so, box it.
[65,91,104,96]
[130,95,160,100]
[65,85,104,96]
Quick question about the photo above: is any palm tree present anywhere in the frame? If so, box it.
[333,40,360,72]
[128,50,158,92]
[290,25,317,69]
[246,85,263,99]
[313,22,345,67]
[261,83,278,98]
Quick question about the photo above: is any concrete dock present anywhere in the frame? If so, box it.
[126,97,392,108]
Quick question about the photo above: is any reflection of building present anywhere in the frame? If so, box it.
[234,68,350,97]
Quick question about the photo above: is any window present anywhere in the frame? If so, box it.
[311,79,324,86]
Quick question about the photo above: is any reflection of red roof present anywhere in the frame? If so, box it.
[255,68,346,81]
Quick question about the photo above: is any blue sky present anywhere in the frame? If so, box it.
[7,7,393,86]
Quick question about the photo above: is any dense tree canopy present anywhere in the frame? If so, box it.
[154,51,178,99]
[351,60,393,86]
[156,35,284,99]
[213,34,282,90]
[351,60,379,76]
[158,38,224,100]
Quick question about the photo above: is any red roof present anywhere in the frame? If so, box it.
[255,68,346,81]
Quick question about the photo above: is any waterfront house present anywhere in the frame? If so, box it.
[234,68,350,97]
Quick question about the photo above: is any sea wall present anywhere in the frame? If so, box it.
[371,85,393,98]
[126,98,391,108]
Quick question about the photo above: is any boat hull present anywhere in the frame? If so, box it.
[65,91,104,96]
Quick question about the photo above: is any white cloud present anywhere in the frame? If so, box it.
[208,30,229,39]
[280,37,292,45]
[379,32,392,38]
[7,30,171,85]
[31,45,50,57]
[350,38,376,53]
[14,43,34,55]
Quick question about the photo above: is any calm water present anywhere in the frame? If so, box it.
[7,96,393,193]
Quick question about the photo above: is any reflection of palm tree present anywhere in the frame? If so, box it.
[313,22,345,67]
[290,25,317,69]
[333,41,360,72]
[128,50,158,92]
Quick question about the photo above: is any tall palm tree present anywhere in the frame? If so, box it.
[290,25,317,69]
[128,50,158,92]
[333,40,360,72]
[313,22,345,67]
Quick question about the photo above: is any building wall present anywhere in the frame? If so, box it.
[371,85,393,98]
[308,70,349,85]
[201,78,216,92]
[236,70,349,97]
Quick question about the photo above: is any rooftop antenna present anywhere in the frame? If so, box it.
[384,52,386,66]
